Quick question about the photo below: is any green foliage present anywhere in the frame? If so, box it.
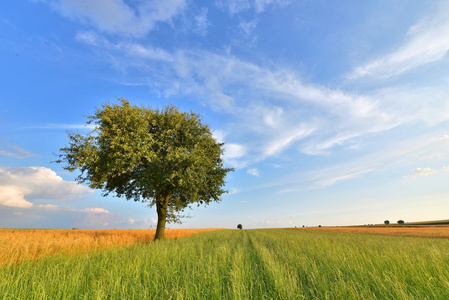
[2,230,449,299]
[384,220,390,225]
[57,99,233,239]
[237,224,242,230]
[397,220,405,225]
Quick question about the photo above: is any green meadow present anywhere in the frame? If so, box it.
[1,229,449,299]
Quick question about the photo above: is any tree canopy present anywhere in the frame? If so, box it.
[57,99,233,240]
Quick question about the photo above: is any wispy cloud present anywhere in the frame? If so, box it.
[0,140,36,158]
[43,0,187,37]
[413,167,438,176]
[247,168,260,177]
[32,123,97,130]
[73,33,449,167]
[215,0,290,15]
[275,128,449,193]
[193,7,210,36]
[239,19,258,37]
[349,2,449,79]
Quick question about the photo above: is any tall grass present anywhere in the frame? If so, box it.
[1,229,449,299]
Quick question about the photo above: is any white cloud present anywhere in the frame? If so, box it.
[127,217,135,225]
[76,31,173,62]
[80,207,109,214]
[212,129,226,143]
[317,168,376,187]
[0,186,33,208]
[228,188,240,195]
[224,143,247,159]
[37,204,59,210]
[413,167,438,176]
[150,217,157,224]
[247,168,260,176]
[349,2,449,79]
[263,106,283,128]
[0,167,93,208]
[263,124,315,157]
[45,0,187,37]
[123,44,173,62]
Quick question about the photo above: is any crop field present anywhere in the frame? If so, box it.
[2,229,449,299]
[303,225,449,238]
[0,228,222,265]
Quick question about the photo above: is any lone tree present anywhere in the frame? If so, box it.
[384,220,390,225]
[57,99,233,240]
[397,220,405,225]
[237,224,242,230]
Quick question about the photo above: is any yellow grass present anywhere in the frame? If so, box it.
[0,228,223,265]
[301,225,449,238]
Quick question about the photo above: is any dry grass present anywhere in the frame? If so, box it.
[301,225,449,238]
[0,228,223,265]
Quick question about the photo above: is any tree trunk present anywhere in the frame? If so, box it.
[154,195,169,241]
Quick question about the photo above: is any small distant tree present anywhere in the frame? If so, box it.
[237,224,243,230]
[57,99,233,241]
[397,220,405,225]
[384,220,390,225]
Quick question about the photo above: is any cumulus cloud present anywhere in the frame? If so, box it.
[413,167,438,176]
[0,186,33,208]
[43,0,187,37]
[349,2,449,79]
[127,217,135,225]
[0,167,93,208]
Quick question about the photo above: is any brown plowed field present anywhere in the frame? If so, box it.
[301,225,449,238]
[0,228,223,265]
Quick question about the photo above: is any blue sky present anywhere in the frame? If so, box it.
[1,0,449,229]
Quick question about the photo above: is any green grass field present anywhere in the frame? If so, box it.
[1,229,449,299]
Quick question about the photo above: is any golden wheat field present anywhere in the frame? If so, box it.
[302,225,449,238]
[0,228,223,265]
